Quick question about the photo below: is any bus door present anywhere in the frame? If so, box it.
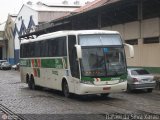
[68,35,80,93]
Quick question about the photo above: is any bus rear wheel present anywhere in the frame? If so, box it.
[28,76,36,90]
[62,81,70,98]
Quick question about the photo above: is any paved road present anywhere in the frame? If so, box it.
[0,70,160,120]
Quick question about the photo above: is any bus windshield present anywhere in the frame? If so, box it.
[79,34,126,77]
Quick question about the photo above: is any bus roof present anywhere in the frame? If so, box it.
[21,30,120,44]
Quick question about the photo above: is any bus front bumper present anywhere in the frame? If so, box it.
[75,81,127,95]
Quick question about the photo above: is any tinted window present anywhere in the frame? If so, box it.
[131,69,150,75]
[57,37,67,56]
[20,37,67,58]
[35,42,41,57]
[29,42,35,57]
[40,41,48,57]
[79,34,122,46]
[48,37,67,57]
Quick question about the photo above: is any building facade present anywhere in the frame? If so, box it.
[0,22,7,60]
[14,1,81,63]
[101,18,160,73]
[19,0,160,73]
[4,14,17,64]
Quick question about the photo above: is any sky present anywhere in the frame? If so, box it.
[0,0,94,24]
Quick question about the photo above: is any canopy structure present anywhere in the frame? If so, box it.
[19,0,160,40]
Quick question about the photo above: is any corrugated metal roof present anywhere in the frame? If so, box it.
[39,0,94,7]
[26,4,78,12]
[74,0,121,13]
[51,0,121,22]
[24,0,96,12]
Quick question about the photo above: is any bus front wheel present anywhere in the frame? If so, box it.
[62,81,70,98]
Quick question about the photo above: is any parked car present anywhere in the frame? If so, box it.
[0,60,7,66]
[127,68,156,92]
[12,63,20,70]
[0,62,11,70]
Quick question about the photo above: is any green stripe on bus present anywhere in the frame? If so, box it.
[20,59,31,67]
[81,74,127,81]
[41,58,63,68]
[20,58,64,69]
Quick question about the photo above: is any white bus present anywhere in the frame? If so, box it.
[20,30,134,97]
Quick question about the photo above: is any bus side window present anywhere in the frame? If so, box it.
[40,41,49,57]
[48,38,57,57]
[35,42,41,57]
[68,35,80,78]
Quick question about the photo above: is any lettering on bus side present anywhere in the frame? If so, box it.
[52,70,58,75]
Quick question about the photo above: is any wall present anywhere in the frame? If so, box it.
[14,5,38,63]
[0,31,6,60]
[101,17,160,72]
[14,5,38,50]
[4,15,16,64]
[38,11,70,23]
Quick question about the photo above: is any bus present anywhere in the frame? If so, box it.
[20,30,134,97]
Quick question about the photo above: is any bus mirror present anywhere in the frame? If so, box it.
[75,45,82,59]
[124,43,134,58]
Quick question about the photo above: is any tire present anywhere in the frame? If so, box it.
[147,88,153,93]
[62,81,70,98]
[101,93,110,98]
[26,75,29,84]
[28,76,36,90]
[127,84,132,93]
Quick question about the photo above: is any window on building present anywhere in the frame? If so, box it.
[62,0,68,5]
[125,39,138,45]
[143,37,159,44]
[74,1,80,5]
[18,16,22,21]
[85,1,90,4]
